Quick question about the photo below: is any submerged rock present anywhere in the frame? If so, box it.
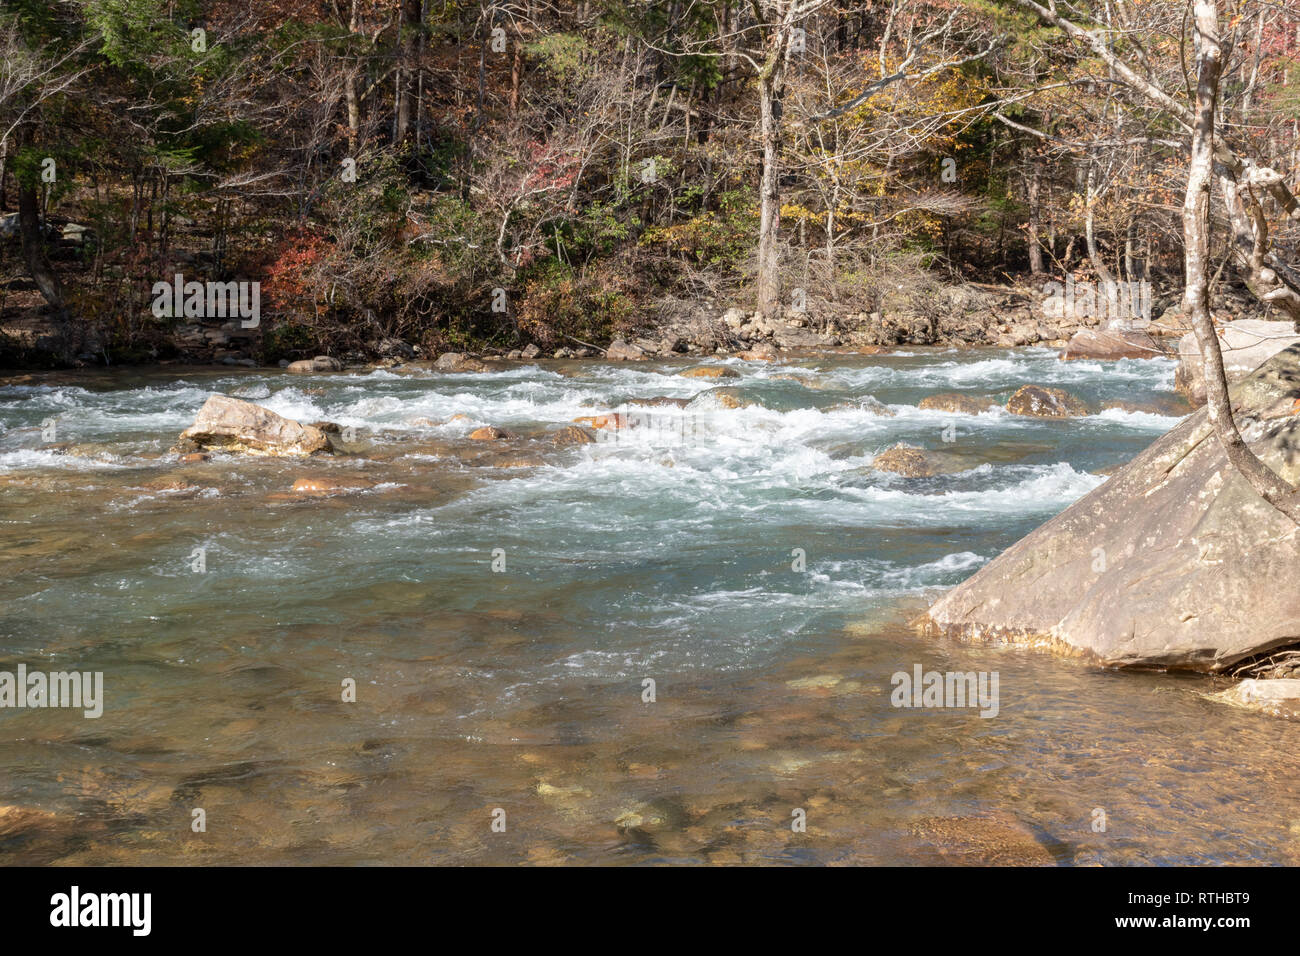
[679,366,739,379]
[290,477,375,495]
[178,395,332,456]
[1208,679,1300,720]
[1174,320,1300,407]
[926,343,1300,671]
[1005,385,1090,418]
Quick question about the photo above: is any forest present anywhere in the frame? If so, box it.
[0,0,1297,365]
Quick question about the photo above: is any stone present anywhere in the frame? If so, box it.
[871,443,971,477]
[918,393,996,415]
[687,387,755,410]
[1005,385,1090,418]
[290,476,376,495]
[925,343,1300,671]
[286,355,342,373]
[521,343,541,359]
[737,343,778,361]
[679,366,739,379]
[1059,328,1170,361]
[434,352,488,373]
[1207,679,1300,719]
[605,339,647,361]
[178,395,332,456]
[1175,320,1300,406]
[551,425,597,446]
[468,426,515,441]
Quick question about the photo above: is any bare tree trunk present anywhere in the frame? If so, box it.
[1026,160,1044,274]
[1183,0,1300,524]
[756,66,782,318]
[18,177,63,313]
[1084,163,1113,286]
[345,0,360,150]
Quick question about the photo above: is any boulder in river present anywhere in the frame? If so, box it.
[551,425,597,446]
[872,442,972,477]
[434,352,488,373]
[468,425,516,441]
[679,366,739,379]
[1005,385,1090,418]
[925,343,1300,671]
[606,339,648,361]
[1058,328,1169,361]
[918,393,996,415]
[1174,320,1300,407]
[287,355,342,373]
[178,395,332,456]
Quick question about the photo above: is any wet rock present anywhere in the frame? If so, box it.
[679,366,739,379]
[178,395,332,456]
[833,397,896,417]
[1005,385,1090,418]
[737,343,778,361]
[909,812,1057,866]
[468,426,516,441]
[919,393,996,415]
[1208,679,1300,719]
[286,355,342,373]
[551,425,597,446]
[688,387,755,410]
[290,477,376,495]
[606,339,647,361]
[434,352,488,373]
[177,452,210,463]
[1059,328,1169,361]
[1175,320,1300,407]
[310,421,342,434]
[871,443,969,478]
[626,396,691,408]
[572,413,630,430]
[926,343,1300,670]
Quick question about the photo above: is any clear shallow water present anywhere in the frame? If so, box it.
[1,346,1296,865]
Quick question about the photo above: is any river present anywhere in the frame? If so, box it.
[1,347,1295,864]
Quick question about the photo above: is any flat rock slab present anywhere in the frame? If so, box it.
[925,344,1300,671]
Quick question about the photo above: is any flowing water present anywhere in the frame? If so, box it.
[1,347,1296,865]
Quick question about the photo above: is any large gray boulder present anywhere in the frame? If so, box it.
[178,395,332,456]
[925,344,1300,671]
[1175,320,1300,406]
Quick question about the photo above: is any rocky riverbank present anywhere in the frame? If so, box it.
[5,277,1278,371]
